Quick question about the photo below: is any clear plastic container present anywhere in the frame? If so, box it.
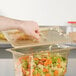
[67,21,76,42]
[7,45,70,76]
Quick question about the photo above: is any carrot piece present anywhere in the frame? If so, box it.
[63,69,67,75]
[19,56,29,62]
[34,58,39,61]
[22,67,26,75]
[44,61,48,66]
[45,73,51,76]
[54,70,59,76]
[36,73,41,76]
[32,69,35,72]
[43,68,48,72]
[48,60,52,64]
[41,58,47,61]
[44,59,52,66]
[28,64,31,68]
[57,58,61,63]
[57,64,61,68]
[39,61,44,65]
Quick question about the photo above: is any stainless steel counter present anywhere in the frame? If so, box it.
[0,48,76,76]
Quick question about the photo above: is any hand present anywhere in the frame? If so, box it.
[18,21,40,40]
[0,16,40,40]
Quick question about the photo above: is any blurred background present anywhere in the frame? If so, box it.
[0,0,76,25]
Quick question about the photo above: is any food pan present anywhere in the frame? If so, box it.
[7,44,70,76]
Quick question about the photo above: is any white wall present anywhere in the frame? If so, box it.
[0,0,76,26]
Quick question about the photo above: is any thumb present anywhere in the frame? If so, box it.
[31,32,40,40]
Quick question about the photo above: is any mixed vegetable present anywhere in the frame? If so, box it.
[16,52,67,76]
[16,56,31,76]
